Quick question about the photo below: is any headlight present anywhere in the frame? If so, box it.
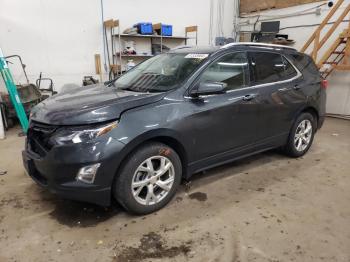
[51,121,118,145]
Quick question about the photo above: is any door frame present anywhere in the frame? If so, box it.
[184,50,252,98]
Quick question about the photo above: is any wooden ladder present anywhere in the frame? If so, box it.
[318,30,350,78]
[300,0,350,78]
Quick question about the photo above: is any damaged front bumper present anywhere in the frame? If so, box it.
[22,124,125,206]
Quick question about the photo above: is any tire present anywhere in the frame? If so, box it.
[114,142,182,215]
[284,112,316,157]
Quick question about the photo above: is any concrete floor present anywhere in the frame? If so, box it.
[0,117,349,262]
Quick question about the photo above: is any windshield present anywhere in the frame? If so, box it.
[114,53,207,92]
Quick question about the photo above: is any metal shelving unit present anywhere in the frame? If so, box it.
[106,20,198,75]
[114,34,189,40]
[120,54,154,57]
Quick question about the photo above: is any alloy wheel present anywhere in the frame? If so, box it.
[131,156,175,206]
[294,119,313,152]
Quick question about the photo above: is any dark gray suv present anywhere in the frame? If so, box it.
[23,43,327,214]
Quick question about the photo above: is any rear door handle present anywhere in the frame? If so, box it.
[293,84,301,90]
[278,85,301,92]
[278,87,291,92]
[242,93,258,101]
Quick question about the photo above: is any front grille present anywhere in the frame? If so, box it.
[27,121,58,157]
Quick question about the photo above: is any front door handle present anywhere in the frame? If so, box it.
[242,93,258,101]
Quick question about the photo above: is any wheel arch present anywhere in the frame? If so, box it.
[299,106,319,128]
[149,136,189,178]
[284,106,318,157]
[112,130,190,187]
[286,105,320,147]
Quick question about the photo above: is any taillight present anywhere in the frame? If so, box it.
[321,79,328,89]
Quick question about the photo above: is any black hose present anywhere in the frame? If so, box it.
[104,26,111,77]
[279,19,350,31]
[111,26,115,65]
[240,19,350,34]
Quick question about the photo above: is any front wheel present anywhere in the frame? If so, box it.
[284,112,316,157]
[114,142,182,215]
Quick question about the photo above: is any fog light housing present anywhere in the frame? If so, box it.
[76,163,101,184]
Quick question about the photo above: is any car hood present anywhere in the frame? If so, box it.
[30,84,166,125]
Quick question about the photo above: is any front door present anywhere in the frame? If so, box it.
[186,51,260,169]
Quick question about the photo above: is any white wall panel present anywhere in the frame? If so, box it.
[0,0,234,92]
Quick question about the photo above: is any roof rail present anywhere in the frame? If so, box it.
[220,42,296,50]
[170,45,192,51]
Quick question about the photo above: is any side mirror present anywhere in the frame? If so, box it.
[190,81,227,97]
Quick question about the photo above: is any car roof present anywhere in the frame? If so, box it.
[169,46,219,54]
[221,42,297,51]
[169,43,297,56]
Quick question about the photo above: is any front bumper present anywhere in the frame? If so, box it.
[22,134,125,206]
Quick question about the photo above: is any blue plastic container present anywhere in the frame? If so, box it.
[134,23,153,35]
[160,24,173,36]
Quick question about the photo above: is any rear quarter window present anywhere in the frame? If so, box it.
[290,53,319,75]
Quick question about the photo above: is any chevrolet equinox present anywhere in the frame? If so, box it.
[23,43,327,214]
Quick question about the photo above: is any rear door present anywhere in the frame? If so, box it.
[248,51,305,147]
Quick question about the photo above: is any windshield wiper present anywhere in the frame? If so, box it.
[104,77,119,87]
[120,87,138,92]
[146,89,163,93]
[120,86,163,93]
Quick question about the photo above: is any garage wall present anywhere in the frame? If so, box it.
[0,0,235,92]
[239,1,350,115]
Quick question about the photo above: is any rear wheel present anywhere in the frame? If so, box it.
[284,112,316,157]
[114,142,182,215]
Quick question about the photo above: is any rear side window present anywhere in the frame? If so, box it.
[250,52,297,84]
[199,52,249,91]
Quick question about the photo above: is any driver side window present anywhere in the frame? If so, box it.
[199,52,249,91]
